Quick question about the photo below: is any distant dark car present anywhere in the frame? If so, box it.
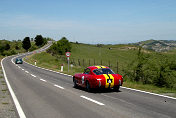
[73,66,123,91]
[15,58,23,64]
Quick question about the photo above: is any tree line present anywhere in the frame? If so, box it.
[22,35,49,51]
[0,40,14,56]
[0,35,52,56]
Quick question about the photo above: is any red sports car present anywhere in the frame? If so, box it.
[73,66,123,91]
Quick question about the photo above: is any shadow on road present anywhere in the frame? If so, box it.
[73,86,122,94]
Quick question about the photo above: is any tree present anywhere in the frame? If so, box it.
[123,46,149,83]
[0,44,4,54]
[0,40,10,54]
[57,37,71,55]
[15,45,20,50]
[152,54,175,88]
[35,35,44,46]
[4,43,10,50]
[43,37,48,45]
[47,37,71,55]
[134,47,146,82]
[22,37,31,51]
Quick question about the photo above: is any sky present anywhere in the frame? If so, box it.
[0,0,176,44]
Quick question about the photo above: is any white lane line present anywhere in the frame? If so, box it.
[121,86,176,100]
[54,84,64,89]
[25,71,28,73]
[1,58,26,118]
[24,61,73,78]
[21,68,24,71]
[67,75,72,77]
[31,74,36,78]
[18,66,21,69]
[11,58,15,64]
[40,79,47,82]
[80,96,105,106]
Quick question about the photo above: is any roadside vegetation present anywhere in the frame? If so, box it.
[25,38,176,97]
[0,35,51,56]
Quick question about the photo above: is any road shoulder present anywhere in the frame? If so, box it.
[0,59,17,118]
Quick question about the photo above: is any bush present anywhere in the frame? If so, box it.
[29,44,38,51]
[47,37,71,55]
[0,40,11,54]
[10,50,17,55]
[5,43,10,50]
[123,47,176,89]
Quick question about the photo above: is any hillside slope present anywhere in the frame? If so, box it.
[133,40,176,52]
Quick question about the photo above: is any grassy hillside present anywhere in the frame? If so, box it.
[25,42,176,97]
[134,39,176,52]
[26,43,139,75]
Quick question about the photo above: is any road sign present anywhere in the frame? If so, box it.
[65,52,71,57]
[65,52,71,72]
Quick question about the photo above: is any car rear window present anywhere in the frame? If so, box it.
[16,58,22,61]
[93,68,115,75]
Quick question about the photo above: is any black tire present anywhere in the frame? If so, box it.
[114,86,120,92]
[73,78,78,88]
[86,81,91,92]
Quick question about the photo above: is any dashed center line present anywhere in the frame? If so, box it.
[25,71,29,73]
[40,79,47,82]
[80,95,105,106]
[31,74,36,77]
[21,68,24,71]
[54,84,64,89]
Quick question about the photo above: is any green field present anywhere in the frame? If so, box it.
[26,43,139,75]
[25,43,176,97]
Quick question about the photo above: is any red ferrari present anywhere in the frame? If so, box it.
[73,66,123,91]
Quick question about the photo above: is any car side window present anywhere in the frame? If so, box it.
[84,68,90,74]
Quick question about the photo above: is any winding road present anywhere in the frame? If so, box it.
[1,44,176,118]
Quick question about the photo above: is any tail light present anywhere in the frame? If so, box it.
[119,77,123,86]
[119,79,121,86]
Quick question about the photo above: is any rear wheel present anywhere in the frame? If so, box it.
[114,86,120,92]
[73,78,78,88]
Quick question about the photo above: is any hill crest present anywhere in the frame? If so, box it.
[133,40,176,52]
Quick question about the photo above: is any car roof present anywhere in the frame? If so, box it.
[87,66,109,71]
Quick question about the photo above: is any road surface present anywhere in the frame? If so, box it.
[2,44,176,118]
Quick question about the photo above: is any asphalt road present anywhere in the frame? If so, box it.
[2,44,176,118]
